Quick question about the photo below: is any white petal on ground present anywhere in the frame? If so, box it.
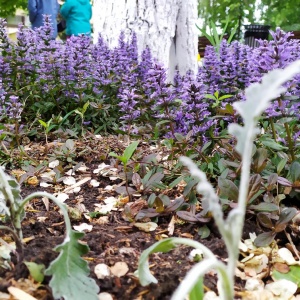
[0,292,10,299]
[77,164,88,172]
[265,279,297,298]
[8,286,38,300]
[98,292,113,300]
[133,222,158,232]
[244,254,269,276]
[56,193,69,203]
[63,177,91,193]
[73,186,81,193]
[40,182,52,187]
[277,248,300,265]
[73,223,93,232]
[94,197,119,214]
[94,263,111,279]
[93,163,110,174]
[90,179,100,187]
[244,278,264,291]
[63,176,77,185]
[40,170,56,181]
[110,262,129,277]
[104,185,114,191]
[48,160,60,168]
[104,197,118,205]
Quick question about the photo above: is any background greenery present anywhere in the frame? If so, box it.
[1,0,300,37]
[198,0,300,39]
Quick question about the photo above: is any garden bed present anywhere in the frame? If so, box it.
[0,161,258,300]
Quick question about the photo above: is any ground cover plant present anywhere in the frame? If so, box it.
[0,17,300,299]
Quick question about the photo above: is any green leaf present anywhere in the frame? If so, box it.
[24,261,45,283]
[123,141,139,164]
[174,133,185,142]
[198,225,210,239]
[272,265,300,287]
[289,161,300,183]
[144,172,164,191]
[204,94,217,100]
[277,207,298,225]
[247,174,262,202]
[249,202,278,212]
[201,141,212,153]
[189,277,204,300]
[260,139,288,151]
[253,148,268,173]
[277,158,288,174]
[257,213,274,229]
[147,193,157,207]
[169,175,184,188]
[183,177,199,197]
[218,177,239,201]
[38,120,47,128]
[44,230,99,300]
[82,101,90,114]
[254,231,276,247]
[218,94,233,101]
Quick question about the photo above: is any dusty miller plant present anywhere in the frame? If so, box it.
[137,60,300,300]
[0,167,99,300]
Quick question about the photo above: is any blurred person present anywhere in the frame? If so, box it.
[28,0,60,39]
[60,0,92,37]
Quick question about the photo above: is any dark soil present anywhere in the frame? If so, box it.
[0,138,290,299]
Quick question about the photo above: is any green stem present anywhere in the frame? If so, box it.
[269,118,277,142]
[123,165,132,201]
[284,122,295,161]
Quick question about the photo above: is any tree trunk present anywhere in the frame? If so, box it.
[92,0,198,80]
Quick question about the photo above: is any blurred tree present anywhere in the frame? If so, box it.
[198,0,257,39]
[198,0,300,38]
[258,0,300,31]
[0,0,27,17]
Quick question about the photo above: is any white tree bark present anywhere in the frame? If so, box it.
[92,0,198,80]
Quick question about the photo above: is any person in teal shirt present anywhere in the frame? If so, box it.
[60,0,92,37]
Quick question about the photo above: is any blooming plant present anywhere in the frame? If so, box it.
[137,61,300,300]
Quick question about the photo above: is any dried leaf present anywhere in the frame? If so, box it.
[8,287,38,300]
[167,216,175,235]
[134,222,158,232]
[257,213,274,229]
[247,174,262,202]
[273,262,290,274]
[165,197,185,212]
[115,186,136,195]
[110,262,129,277]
